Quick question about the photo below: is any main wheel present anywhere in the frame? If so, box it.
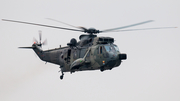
[60,75,63,80]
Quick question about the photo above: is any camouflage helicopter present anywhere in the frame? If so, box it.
[2,19,175,80]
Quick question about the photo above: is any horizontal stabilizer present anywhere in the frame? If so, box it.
[18,46,35,49]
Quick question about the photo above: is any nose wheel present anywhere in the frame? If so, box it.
[100,67,104,72]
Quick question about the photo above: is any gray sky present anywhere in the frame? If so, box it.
[0,0,180,101]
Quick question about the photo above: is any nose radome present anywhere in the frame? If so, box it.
[119,54,127,60]
[108,52,117,59]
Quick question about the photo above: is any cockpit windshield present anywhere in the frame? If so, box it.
[104,44,119,53]
[114,45,119,52]
[104,45,115,52]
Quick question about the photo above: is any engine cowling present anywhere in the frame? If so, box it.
[67,38,77,46]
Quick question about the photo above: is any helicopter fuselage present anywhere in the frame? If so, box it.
[33,35,127,74]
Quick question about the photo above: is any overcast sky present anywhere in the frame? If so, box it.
[0,0,180,101]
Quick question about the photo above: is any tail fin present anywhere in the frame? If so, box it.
[19,44,44,61]
[32,44,44,60]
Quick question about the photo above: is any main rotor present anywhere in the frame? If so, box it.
[2,19,176,35]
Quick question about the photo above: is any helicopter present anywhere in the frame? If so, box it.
[2,19,176,80]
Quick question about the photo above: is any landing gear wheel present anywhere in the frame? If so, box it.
[60,75,64,80]
[59,66,64,80]
[100,67,104,72]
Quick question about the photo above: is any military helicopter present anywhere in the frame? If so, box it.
[2,19,176,80]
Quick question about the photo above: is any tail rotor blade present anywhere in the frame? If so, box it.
[33,37,38,44]
[42,39,47,45]
[39,30,42,43]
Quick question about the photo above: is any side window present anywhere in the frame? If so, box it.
[99,46,102,54]
[73,50,77,59]
[80,49,86,58]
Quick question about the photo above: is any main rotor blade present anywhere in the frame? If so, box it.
[100,20,153,33]
[110,27,177,32]
[2,19,84,32]
[47,18,78,29]
[46,18,88,31]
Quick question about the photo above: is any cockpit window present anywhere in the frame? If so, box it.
[104,45,114,52]
[114,45,119,52]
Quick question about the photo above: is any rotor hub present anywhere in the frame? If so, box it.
[85,28,99,34]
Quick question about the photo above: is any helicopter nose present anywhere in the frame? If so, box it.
[119,54,127,60]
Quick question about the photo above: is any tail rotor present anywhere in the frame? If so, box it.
[33,30,47,47]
